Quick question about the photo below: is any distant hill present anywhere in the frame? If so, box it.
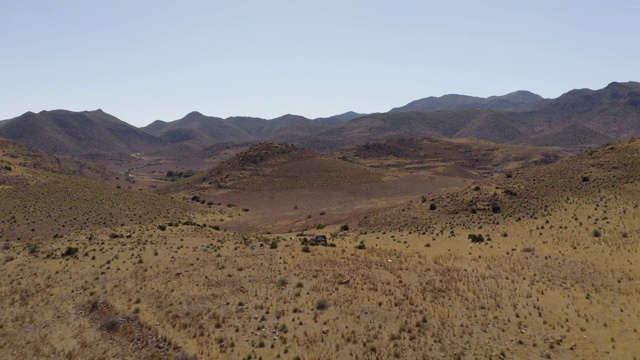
[142,111,255,145]
[300,109,535,152]
[165,142,384,192]
[390,90,544,113]
[233,114,323,141]
[143,113,330,149]
[303,81,640,151]
[313,111,364,126]
[518,81,640,139]
[0,109,165,155]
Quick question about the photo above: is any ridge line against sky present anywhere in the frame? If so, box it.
[1,0,639,127]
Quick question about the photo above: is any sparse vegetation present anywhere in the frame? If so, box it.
[2,133,640,359]
[164,170,195,182]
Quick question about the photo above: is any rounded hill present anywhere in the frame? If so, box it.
[172,142,385,191]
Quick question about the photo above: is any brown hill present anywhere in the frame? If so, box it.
[0,138,111,182]
[360,135,640,231]
[301,109,532,152]
[519,81,640,139]
[0,139,203,241]
[167,142,385,192]
[142,113,328,155]
[0,110,165,155]
[525,122,613,149]
[337,137,565,177]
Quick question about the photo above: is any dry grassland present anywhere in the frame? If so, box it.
[1,138,639,359]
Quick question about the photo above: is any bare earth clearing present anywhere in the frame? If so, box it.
[204,173,472,233]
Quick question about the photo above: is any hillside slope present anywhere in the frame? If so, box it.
[0,139,202,241]
[166,142,385,192]
[0,110,165,155]
[361,135,640,231]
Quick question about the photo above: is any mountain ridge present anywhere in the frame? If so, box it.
[0,109,165,155]
[2,81,639,155]
[390,90,545,113]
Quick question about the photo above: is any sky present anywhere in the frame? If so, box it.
[1,0,639,127]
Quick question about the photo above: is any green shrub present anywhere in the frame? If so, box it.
[490,202,501,213]
[62,246,79,257]
[158,224,167,231]
[340,224,349,231]
[355,241,366,250]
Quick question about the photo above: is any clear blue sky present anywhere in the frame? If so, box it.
[1,0,638,127]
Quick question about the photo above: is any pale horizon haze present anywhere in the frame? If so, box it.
[1,0,639,127]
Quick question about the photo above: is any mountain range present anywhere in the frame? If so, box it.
[1,82,639,155]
